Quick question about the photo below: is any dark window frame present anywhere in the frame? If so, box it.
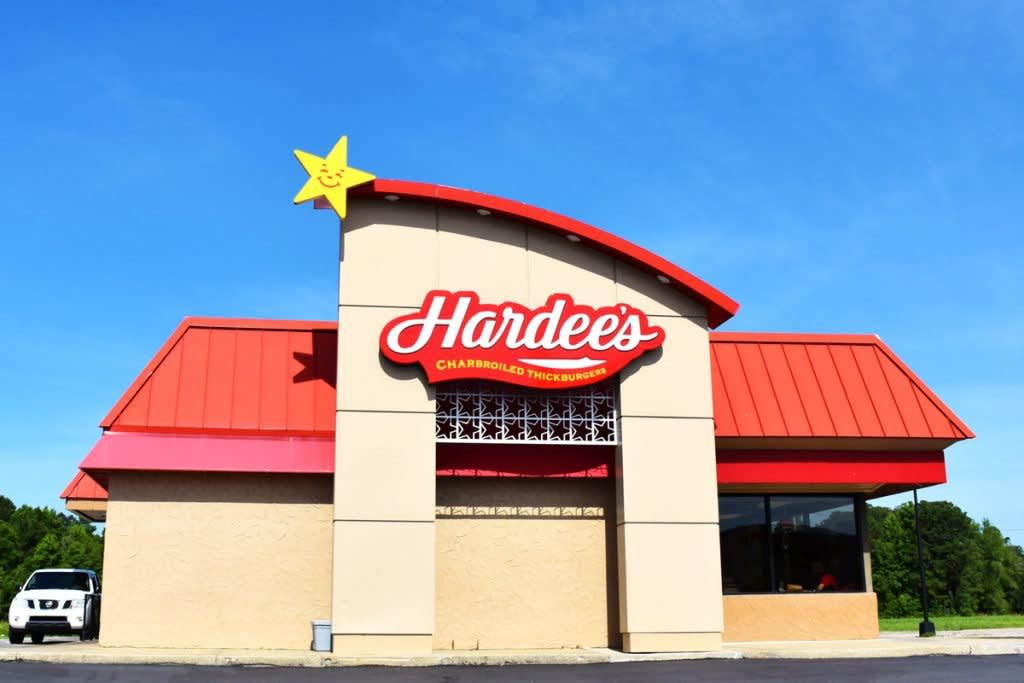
[719,493,866,595]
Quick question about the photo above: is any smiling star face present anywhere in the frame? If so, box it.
[317,163,346,188]
[293,136,376,219]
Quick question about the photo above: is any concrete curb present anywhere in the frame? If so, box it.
[0,645,741,668]
[2,638,1023,667]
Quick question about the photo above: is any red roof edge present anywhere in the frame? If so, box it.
[710,331,975,440]
[711,331,879,344]
[99,316,339,429]
[871,336,975,440]
[348,179,740,328]
[60,470,108,501]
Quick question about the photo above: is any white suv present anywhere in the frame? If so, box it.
[7,568,101,644]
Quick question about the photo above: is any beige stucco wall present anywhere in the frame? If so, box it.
[100,472,332,649]
[338,197,722,653]
[723,593,879,641]
[434,477,618,650]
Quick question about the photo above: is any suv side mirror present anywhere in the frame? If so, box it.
[15,585,22,592]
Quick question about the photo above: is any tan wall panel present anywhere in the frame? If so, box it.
[617,418,718,524]
[723,593,879,641]
[623,632,722,653]
[434,478,618,650]
[619,316,712,419]
[525,228,617,307]
[333,634,434,656]
[335,411,436,522]
[337,305,436,413]
[615,261,709,318]
[617,522,723,635]
[437,207,529,302]
[340,199,438,307]
[332,521,435,636]
[100,473,332,650]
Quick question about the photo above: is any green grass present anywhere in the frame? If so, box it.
[0,621,7,638]
[879,614,1024,632]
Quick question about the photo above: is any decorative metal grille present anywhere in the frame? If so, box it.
[435,381,618,444]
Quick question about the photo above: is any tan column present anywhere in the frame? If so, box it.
[857,496,874,593]
[332,201,439,656]
[615,265,723,652]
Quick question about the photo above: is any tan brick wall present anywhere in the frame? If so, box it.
[100,472,332,650]
[434,478,618,650]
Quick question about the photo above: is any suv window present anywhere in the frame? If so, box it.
[25,572,91,591]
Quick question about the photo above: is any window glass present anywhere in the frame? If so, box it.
[719,496,770,593]
[25,572,91,591]
[770,496,861,592]
[718,494,864,594]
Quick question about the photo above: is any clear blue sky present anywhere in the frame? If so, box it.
[1,3,1021,543]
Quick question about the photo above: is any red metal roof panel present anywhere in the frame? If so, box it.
[781,343,834,436]
[59,471,109,501]
[102,318,337,436]
[759,343,811,436]
[100,321,971,443]
[710,333,973,441]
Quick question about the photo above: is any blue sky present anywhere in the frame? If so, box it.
[1,2,1021,543]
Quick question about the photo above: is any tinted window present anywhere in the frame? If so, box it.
[771,496,860,592]
[25,572,91,591]
[719,496,770,592]
[719,495,864,593]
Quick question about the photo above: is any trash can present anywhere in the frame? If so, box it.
[311,620,331,652]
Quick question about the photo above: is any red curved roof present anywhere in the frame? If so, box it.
[345,180,739,328]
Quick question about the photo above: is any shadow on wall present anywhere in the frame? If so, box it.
[292,330,338,389]
[109,472,334,505]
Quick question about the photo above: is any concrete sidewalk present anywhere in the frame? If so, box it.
[730,628,1024,660]
[1,630,1023,667]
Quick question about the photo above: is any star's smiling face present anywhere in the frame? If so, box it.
[317,163,346,188]
[294,136,376,219]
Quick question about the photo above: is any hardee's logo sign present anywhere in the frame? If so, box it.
[380,290,665,389]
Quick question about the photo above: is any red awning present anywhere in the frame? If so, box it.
[716,449,946,488]
[79,432,334,480]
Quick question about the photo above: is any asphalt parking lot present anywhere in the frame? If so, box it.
[2,656,1024,683]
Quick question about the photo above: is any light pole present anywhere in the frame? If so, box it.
[913,488,936,637]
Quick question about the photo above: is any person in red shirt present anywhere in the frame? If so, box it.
[812,561,838,591]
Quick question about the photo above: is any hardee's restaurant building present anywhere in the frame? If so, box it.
[60,138,973,654]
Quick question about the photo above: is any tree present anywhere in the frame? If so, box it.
[0,499,104,616]
[869,500,1024,618]
[870,505,919,617]
[0,495,14,522]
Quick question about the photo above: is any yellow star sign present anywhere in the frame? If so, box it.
[293,136,375,220]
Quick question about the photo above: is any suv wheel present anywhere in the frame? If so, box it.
[31,633,44,644]
[9,629,25,644]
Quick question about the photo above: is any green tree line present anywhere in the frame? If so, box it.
[868,500,1024,617]
[0,495,104,617]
